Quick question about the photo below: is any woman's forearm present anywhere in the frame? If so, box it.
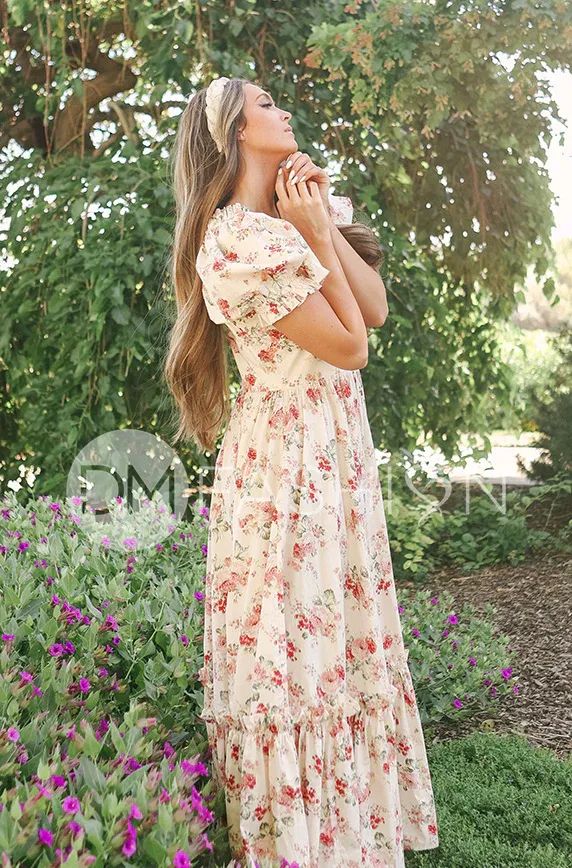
[328,219,388,327]
[311,236,368,346]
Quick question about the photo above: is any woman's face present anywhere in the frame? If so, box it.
[241,83,296,155]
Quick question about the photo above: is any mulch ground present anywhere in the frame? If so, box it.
[416,549,572,760]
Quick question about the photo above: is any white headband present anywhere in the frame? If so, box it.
[205,76,230,153]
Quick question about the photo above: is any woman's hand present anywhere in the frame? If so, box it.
[275,167,331,244]
[279,151,331,213]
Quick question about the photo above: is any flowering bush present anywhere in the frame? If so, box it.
[398,588,520,726]
[0,490,220,865]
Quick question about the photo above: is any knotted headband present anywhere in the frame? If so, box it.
[205,76,230,153]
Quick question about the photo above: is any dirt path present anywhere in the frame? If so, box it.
[417,551,572,759]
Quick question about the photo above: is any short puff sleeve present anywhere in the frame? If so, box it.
[196,208,330,329]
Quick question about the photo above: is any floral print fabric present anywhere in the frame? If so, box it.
[195,193,439,867]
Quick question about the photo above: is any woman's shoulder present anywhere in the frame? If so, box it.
[204,203,307,252]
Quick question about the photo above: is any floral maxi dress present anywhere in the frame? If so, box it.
[195,194,439,868]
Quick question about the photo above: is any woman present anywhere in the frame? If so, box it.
[165,76,439,868]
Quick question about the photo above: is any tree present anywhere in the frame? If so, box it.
[1,0,570,496]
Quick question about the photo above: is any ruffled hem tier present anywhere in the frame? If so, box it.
[199,662,439,868]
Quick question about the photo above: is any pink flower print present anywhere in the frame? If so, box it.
[318,666,343,696]
[351,636,372,661]
[244,605,261,629]
[276,783,301,810]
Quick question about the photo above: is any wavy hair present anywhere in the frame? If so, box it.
[164,77,383,454]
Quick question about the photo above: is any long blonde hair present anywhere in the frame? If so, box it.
[164,77,383,454]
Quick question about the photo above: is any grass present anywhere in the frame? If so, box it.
[407,732,572,868]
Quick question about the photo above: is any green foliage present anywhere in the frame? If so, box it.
[0,153,187,496]
[524,329,572,479]
[313,0,568,294]
[381,457,570,577]
[0,490,223,864]
[407,732,572,867]
[0,703,218,866]
[490,321,565,434]
[1,1,571,489]
[382,482,445,581]
[398,588,519,728]
[430,488,547,570]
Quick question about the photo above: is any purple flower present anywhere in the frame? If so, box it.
[18,540,30,552]
[38,827,53,846]
[68,819,82,836]
[49,643,65,657]
[128,803,143,820]
[122,834,137,857]
[180,634,189,646]
[104,615,119,631]
[6,727,20,742]
[199,831,213,852]
[430,596,439,605]
[20,671,34,683]
[62,796,80,814]
[468,656,477,667]
[78,678,90,694]
[194,590,205,601]
[447,613,459,625]
[51,774,67,788]
[2,633,15,641]
[173,851,190,868]
[411,628,421,638]
[180,759,208,776]
[501,667,513,680]
[452,698,463,709]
